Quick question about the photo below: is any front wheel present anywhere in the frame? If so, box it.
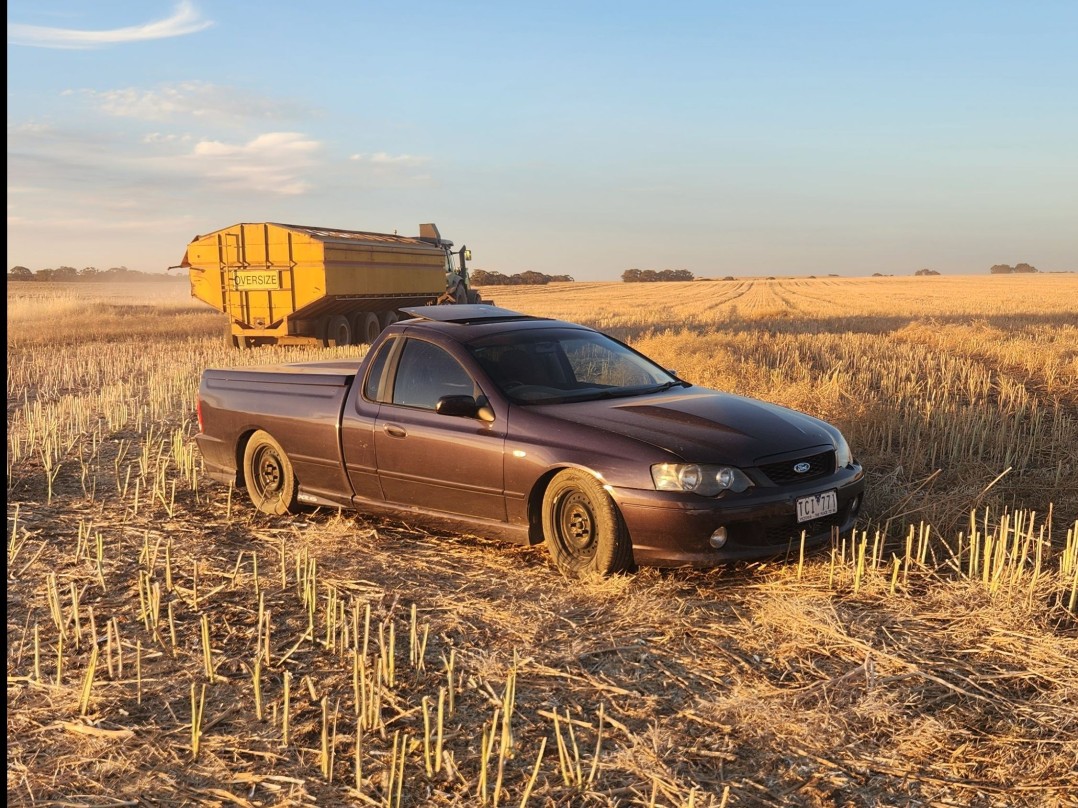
[541,470,633,577]
[243,430,298,515]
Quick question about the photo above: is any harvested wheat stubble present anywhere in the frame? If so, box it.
[7,277,1078,807]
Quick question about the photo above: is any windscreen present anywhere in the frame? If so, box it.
[467,328,679,404]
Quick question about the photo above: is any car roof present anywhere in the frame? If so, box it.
[395,305,593,341]
[399,304,545,324]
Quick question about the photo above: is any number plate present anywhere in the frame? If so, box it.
[796,490,838,523]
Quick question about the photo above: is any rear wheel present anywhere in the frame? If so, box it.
[353,311,381,344]
[243,430,298,515]
[380,310,399,330]
[541,470,633,577]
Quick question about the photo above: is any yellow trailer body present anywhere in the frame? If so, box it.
[184,222,454,347]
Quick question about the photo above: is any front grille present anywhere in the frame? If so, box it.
[762,512,845,546]
[759,450,834,485]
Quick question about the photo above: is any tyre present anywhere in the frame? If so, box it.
[541,470,633,576]
[326,315,351,347]
[355,311,380,344]
[242,430,298,515]
[380,310,399,330]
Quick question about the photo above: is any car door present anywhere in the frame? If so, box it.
[373,336,507,520]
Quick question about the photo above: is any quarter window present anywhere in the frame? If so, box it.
[363,337,395,401]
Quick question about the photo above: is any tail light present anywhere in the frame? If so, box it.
[196,398,204,433]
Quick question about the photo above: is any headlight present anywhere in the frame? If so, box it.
[833,432,854,468]
[652,463,754,496]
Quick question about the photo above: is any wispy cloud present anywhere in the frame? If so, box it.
[190,132,322,195]
[74,81,309,124]
[9,1,212,49]
[350,152,430,166]
[347,151,434,186]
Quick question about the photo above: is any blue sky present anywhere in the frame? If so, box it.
[7,1,1077,279]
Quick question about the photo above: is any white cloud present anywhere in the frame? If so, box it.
[78,81,309,124]
[189,132,322,195]
[350,152,430,166]
[8,1,212,49]
[345,151,434,187]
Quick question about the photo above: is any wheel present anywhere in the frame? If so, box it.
[242,430,298,515]
[380,310,399,330]
[541,470,633,576]
[353,311,380,344]
[326,315,351,346]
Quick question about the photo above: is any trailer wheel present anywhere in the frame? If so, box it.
[243,430,298,515]
[326,315,352,347]
[380,311,399,330]
[356,312,381,344]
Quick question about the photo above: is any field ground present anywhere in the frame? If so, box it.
[7,275,1078,807]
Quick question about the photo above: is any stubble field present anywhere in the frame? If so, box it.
[7,274,1078,807]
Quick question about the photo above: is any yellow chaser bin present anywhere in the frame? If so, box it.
[182,222,466,347]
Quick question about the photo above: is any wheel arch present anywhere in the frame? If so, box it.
[234,427,264,487]
[526,464,628,546]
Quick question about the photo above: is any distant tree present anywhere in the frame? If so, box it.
[623,268,695,283]
[49,265,78,281]
[1014,262,1038,273]
[79,266,101,280]
[915,268,941,276]
[990,264,1014,274]
[8,265,33,279]
[872,272,884,277]
[470,268,571,286]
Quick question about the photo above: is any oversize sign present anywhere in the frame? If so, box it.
[234,270,281,290]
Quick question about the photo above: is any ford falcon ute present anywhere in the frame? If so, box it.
[195,305,865,576]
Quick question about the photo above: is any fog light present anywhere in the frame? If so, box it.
[850,495,862,517]
[709,527,728,549]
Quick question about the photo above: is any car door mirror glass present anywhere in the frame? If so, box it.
[436,395,479,418]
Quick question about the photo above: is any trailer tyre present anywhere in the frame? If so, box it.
[243,430,298,515]
[356,312,381,344]
[326,315,352,347]
[380,311,399,330]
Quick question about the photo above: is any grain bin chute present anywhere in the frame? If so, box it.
[181,222,481,348]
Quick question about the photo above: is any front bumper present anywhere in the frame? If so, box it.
[611,465,865,567]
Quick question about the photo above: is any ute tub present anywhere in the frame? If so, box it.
[196,361,362,502]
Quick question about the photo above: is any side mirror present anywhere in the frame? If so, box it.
[463,249,472,261]
[436,395,495,422]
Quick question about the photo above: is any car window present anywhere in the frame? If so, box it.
[363,337,395,402]
[391,339,478,410]
[562,338,655,387]
[469,328,674,403]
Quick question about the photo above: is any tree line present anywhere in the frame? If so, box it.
[468,269,574,286]
[8,266,183,282]
[621,268,695,282]
[989,263,1038,274]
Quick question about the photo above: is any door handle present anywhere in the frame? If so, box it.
[383,424,407,438]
